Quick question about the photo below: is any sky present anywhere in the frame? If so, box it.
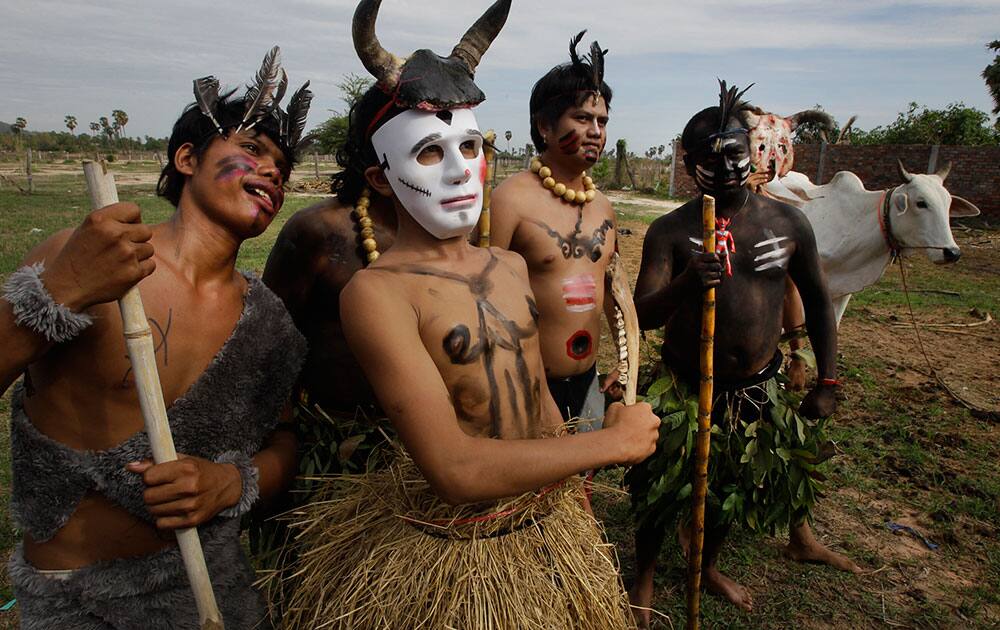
[2,0,998,154]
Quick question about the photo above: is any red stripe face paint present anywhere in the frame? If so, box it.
[561,274,596,313]
[557,130,581,155]
[566,330,593,360]
[479,154,488,185]
[215,155,257,183]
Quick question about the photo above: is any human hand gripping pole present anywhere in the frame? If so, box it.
[82,161,225,630]
[686,194,716,630]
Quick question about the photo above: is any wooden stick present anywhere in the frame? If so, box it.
[477,130,497,247]
[686,194,716,630]
[82,161,225,630]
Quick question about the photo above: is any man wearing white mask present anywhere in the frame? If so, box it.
[273,2,659,628]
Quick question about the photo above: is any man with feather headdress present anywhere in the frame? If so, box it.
[628,81,849,622]
[269,2,659,628]
[1,47,311,629]
[491,31,621,432]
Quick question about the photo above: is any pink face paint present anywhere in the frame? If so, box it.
[561,274,597,313]
[557,130,582,155]
[479,155,488,185]
[566,330,593,360]
[215,155,257,183]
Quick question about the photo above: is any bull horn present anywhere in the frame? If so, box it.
[897,159,913,183]
[352,0,404,87]
[935,160,952,182]
[450,0,512,74]
[786,109,835,133]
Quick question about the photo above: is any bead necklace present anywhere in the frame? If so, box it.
[353,187,380,265]
[529,158,597,206]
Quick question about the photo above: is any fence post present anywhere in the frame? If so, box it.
[816,142,828,184]
[523,144,533,170]
[26,148,34,194]
[927,145,939,175]
[313,151,320,178]
[668,138,679,198]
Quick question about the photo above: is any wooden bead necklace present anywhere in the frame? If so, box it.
[353,187,380,265]
[530,158,597,206]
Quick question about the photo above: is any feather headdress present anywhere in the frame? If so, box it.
[569,30,608,93]
[191,45,313,153]
[711,79,753,152]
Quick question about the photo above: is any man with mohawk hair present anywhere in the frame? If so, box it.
[492,31,620,431]
[2,47,311,629]
[628,80,852,622]
[271,2,658,628]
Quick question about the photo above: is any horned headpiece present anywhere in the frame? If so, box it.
[568,30,608,94]
[193,46,313,153]
[352,0,511,111]
[710,79,753,152]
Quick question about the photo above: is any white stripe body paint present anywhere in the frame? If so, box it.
[753,230,791,272]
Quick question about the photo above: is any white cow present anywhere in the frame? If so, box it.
[765,160,981,324]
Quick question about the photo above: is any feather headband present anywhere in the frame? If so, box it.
[710,79,753,152]
[568,30,608,94]
[192,46,313,153]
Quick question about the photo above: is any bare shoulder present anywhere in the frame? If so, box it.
[489,246,530,278]
[647,197,699,239]
[492,171,536,206]
[592,190,616,221]
[22,227,75,266]
[756,194,812,232]
[277,196,352,247]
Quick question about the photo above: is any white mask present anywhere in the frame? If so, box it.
[372,108,485,240]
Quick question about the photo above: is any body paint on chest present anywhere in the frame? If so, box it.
[566,330,593,360]
[215,156,257,183]
[557,130,582,155]
[561,274,597,313]
[753,229,791,272]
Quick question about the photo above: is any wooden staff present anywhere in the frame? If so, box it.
[605,252,639,405]
[477,130,497,247]
[685,194,716,630]
[83,161,225,630]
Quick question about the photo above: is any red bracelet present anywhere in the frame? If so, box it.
[819,378,842,387]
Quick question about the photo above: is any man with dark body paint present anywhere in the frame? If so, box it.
[628,82,857,623]
[492,32,620,428]
[262,84,397,417]
[1,51,310,629]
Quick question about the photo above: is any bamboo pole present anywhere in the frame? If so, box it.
[82,161,225,630]
[685,194,716,630]
[477,130,497,248]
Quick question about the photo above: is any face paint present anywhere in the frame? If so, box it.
[372,108,484,240]
[753,229,791,272]
[692,127,751,195]
[215,155,257,183]
[561,274,597,313]
[566,330,593,361]
[557,130,582,155]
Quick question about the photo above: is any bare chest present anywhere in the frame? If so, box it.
[513,204,615,271]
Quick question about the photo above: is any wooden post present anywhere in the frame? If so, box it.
[313,151,320,178]
[668,139,679,198]
[26,149,34,194]
[686,194,716,630]
[816,141,828,184]
[82,161,225,630]
[523,143,534,171]
[927,144,940,175]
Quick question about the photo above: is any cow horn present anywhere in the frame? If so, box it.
[786,109,835,133]
[935,160,952,182]
[353,0,403,87]
[450,0,512,74]
[897,159,913,183]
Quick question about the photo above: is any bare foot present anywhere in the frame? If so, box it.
[703,565,753,612]
[785,522,861,573]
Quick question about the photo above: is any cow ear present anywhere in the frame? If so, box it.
[894,191,909,215]
[949,195,980,218]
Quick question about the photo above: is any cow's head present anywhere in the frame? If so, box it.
[890,160,980,264]
[741,108,835,180]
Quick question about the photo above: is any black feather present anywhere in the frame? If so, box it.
[193,76,223,134]
[587,40,606,90]
[285,81,313,149]
[239,45,282,132]
[569,31,586,70]
[717,78,754,134]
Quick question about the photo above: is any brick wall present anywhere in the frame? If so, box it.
[670,144,1000,218]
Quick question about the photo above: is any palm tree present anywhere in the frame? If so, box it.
[65,115,78,135]
[13,117,27,150]
[112,110,128,140]
[89,121,101,135]
[983,40,1000,124]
